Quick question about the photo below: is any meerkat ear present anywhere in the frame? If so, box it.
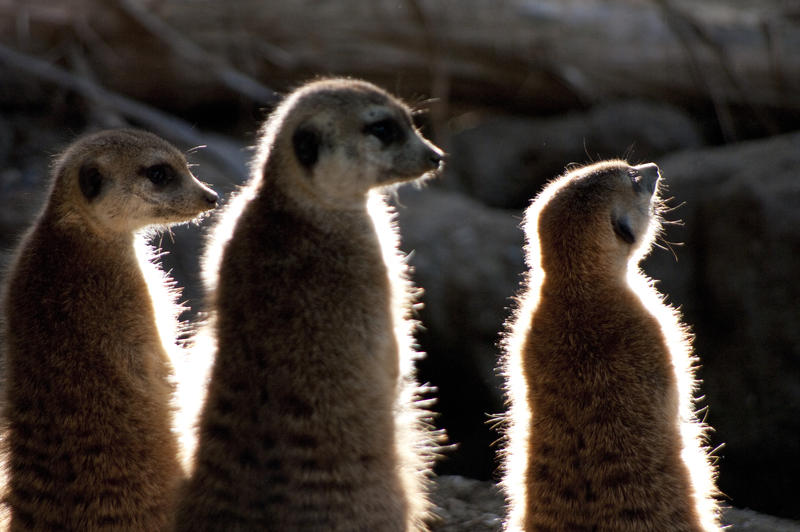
[79,164,104,202]
[612,213,636,244]
[292,124,320,169]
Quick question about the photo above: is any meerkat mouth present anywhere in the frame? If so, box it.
[380,162,443,185]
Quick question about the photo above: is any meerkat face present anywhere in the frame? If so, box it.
[535,160,661,271]
[278,79,444,207]
[607,162,661,249]
[56,129,218,233]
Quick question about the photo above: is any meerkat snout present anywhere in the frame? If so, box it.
[141,163,219,215]
[632,162,660,195]
[203,188,219,206]
[422,143,444,172]
[193,177,219,208]
[391,132,444,182]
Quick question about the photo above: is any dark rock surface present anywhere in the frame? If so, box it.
[394,186,523,479]
[444,100,704,209]
[431,475,800,531]
[646,131,800,519]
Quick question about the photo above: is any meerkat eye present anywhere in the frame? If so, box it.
[627,169,644,192]
[143,164,176,186]
[363,118,405,146]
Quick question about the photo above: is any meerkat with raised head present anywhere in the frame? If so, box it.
[0,129,218,531]
[500,160,720,531]
[176,78,443,531]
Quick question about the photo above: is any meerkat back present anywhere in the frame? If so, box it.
[0,129,218,531]
[177,78,443,531]
[500,160,720,531]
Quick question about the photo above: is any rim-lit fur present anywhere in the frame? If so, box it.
[178,78,443,531]
[500,160,720,531]
[0,129,217,530]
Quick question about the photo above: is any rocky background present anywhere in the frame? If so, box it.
[1,0,799,527]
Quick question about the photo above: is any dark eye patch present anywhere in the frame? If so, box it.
[79,164,104,201]
[142,163,176,186]
[292,125,321,169]
[612,213,636,244]
[363,118,405,146]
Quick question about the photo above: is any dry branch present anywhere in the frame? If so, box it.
[0,42,247,182]
[115,0,279,105]
[148,0,800,111]
[2,0,799,117]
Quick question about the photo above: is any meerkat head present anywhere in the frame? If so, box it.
[260,78,444,208]
[531,160,662,276]
[50,129,218,233]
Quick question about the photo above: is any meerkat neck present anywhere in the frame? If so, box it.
[543,264,627,292]
[258,154,369,213]
[540,271,633,311]
[257,178,372,232]
[45,204,136,248]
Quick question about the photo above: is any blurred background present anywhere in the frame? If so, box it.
[1,0,799,522]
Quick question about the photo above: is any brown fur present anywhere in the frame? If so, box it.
[176,78,443,531]
[0,129,218,531]
[500,160,720,531]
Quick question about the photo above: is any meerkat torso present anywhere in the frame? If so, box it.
[0,129,218,531]
[501,160,720,531]
[177,78,443,531]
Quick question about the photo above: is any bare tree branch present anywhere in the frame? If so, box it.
[0,42,247,182]
[115,0,279,106]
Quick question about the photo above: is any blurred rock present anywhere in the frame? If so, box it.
[644,130,800,519]
[0,116,12,167]
[445,100,704,209]
[0,112,90,250]
[431,476,504,532]
[394,186,524,479]
[0,162,50,253]
[431,475,800,531]
[724,507,800,532]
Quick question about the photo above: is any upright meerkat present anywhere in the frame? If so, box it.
[176,78,443,531]
[0,129,218,531]
[500,160,720,531]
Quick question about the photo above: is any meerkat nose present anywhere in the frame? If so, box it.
[204,189,220,206]
[634,163,660,195]
[426,146,444,170]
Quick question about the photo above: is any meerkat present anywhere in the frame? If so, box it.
[0,128,218,531]
[175,78,443,531]
[500,160,720,531]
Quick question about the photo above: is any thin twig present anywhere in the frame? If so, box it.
[404,0,451,148]
[115,0,279,106]
[67,44,127,128]
[669,1,778,136]
[0,42,248,183]
[654,0,738,142]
